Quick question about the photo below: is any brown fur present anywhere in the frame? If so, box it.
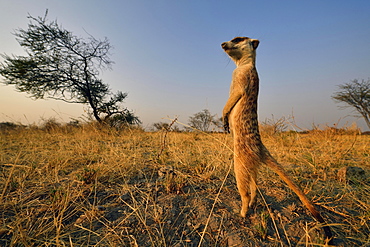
[221,37,333,242]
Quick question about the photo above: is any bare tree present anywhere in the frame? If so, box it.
[153,122,170,131]
[332,79,370,128]
[260,115,289,135]
[187,109,222,132]
[152,122,181,132]
[0,10,140,125]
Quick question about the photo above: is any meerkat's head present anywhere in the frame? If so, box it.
[221,37,259,66]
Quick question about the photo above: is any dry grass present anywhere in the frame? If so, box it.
[0,123,369,246]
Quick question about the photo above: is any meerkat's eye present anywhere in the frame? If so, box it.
[231,37,243,43]
[231,37,247,43]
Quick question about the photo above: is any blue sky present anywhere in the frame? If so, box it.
[0,0,369,130]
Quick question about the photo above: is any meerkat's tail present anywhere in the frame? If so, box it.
[264,154,333,243]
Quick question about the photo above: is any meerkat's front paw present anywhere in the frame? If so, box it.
[223,116,230,133]
[224,123,230,133]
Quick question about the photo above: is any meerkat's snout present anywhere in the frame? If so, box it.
[221,42,232,50]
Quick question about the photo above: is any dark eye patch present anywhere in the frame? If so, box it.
[231,37,248,43]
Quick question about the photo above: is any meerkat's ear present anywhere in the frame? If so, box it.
[251,39,259,49]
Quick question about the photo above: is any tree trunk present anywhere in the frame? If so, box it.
[82,58,102,123]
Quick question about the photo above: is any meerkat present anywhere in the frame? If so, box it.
[221,37,333,242]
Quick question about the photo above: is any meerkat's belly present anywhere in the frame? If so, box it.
[229,96,262,151]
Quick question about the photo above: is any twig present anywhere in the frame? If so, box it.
[157,117,178,159]
[2,163,31,168]
[315,203,350,218]
[74,224,101,237]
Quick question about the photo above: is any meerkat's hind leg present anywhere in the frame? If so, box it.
[234,162,254,217]
[238,185,251,218]
[248,172,257,207]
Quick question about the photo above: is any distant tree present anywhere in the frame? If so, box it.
[260,115,288,135]
[187,109,222,132]
[105,109,141,129]
[332,78,370,128]
[0,11,139,125]
[153,122,170,131]
[152,121,181,132]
